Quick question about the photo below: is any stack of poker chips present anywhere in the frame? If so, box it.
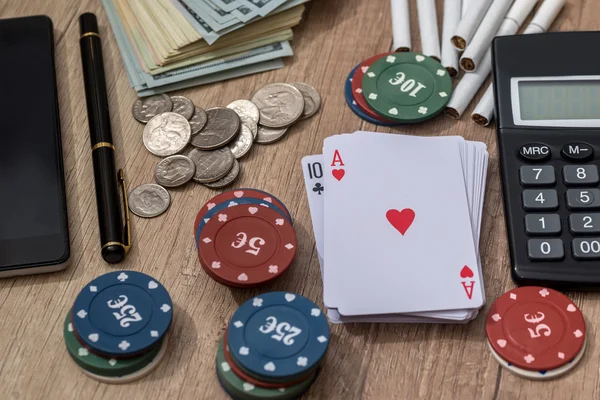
[194,189,297,288]
[216,292,330,399]
[485,287,587,380]
[64,270,173,383]
[345,52,453,126]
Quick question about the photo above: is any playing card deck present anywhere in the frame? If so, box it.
[302,132,489,324]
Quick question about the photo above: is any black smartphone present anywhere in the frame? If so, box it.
[0,15,70,276]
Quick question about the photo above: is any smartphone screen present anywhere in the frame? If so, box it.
[0,16,70,273]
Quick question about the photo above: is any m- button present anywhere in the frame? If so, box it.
[561,142,594,162]
[519,143,551,162]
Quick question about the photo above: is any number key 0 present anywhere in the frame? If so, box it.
[528,239,564,261]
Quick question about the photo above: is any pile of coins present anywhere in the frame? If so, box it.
[127,83,321,218]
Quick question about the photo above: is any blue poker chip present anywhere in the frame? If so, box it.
[195,197,291,245]
[72,270,173,357]
[227,292,330,381]
[236,188,292,222]
[345,64,402,127]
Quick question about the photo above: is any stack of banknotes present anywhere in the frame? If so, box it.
[102,0,309,96]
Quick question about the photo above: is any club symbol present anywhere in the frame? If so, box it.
[313,183,324,195]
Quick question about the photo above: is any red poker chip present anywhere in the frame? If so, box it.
[193,189,291,235]
[351,53,399,123]
[486,286,586,371]
[198,204,297,287]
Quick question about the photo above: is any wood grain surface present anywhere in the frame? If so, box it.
[1,0,599,399]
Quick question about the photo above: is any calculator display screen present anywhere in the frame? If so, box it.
[518,80,600,121]
[513,77,600,127]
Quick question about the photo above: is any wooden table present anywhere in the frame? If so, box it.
[1,0,598,398]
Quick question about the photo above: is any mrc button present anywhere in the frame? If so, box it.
[519,143,551,162]
[562,142,594,162]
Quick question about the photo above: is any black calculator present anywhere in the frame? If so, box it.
[492,32,600,289]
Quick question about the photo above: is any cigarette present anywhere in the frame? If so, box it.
[460,0,514,72]
[417,0,441,61]
[471,0,563,126]
[471,85,494,126]
[391,0,411,52]
[452,0,493,50]
[523,0,566,34]
[462,0,472,18]
[445,51,492,120]
[441,0,462,77]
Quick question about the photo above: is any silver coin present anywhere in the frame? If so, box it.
[143,112,191,157]
[244,118,258,139]
[191,107,240,150]
[170,95,195,120]
[228,124,254,159]
[251,83,305,128]
[154,155,196,187]
[132,94,173,123]
[255,125,289,144]
[291,83,321,119]
[128,183,171,218]
[203,159,240,189]
[227,99,260,124]
[184,147,235,183]
[189,106,208,135]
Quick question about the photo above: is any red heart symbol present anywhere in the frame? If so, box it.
[386,208,415,236]
[332,169,345,181]
[460,265,474,278]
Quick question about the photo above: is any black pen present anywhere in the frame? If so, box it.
[79,13,131,264]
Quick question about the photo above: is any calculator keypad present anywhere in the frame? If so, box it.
[522,189,559,211]
[563,165,599,185]
[569,214,600,234]
[566,189,600,210]
[520,166,555,186]
[520,142,600,262]
[572,238,600,260]
[527,239,564,260]
[525,214,561,235]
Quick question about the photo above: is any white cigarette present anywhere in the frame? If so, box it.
[446,51,493,119]
[442,0,462,77]
[417,0,441,61]
[471,0,563,126]
[452,0,493,50]
[523,0,566,34]
[461,0,472,18]
[460,0,514,72]
[471,85,495,126]
[391,0,411,52]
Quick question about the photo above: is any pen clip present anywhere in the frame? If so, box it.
[118,168,132,253]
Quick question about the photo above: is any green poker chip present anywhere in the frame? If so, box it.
[215,337,317,400]
[362,52,452,123]
[63,311,162,377]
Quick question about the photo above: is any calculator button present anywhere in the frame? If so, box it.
[566,189,600,210]
[519,143,551,163]
[561,142,594,162]
[522,189,559,211]
[525,214,561,235]
[563,165,599,185]
[519,166,555,186]
[569,214,600,234]
[572,238,600,260]
[527,239,564,261]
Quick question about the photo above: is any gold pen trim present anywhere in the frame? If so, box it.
[102,241,127,249]
[80,32,100,39]
[118,169,132,253]
[92,142,115,151]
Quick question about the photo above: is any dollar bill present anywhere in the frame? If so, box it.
[137,59,284,96]
[104,0,292,92]
[211,0,241,12]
